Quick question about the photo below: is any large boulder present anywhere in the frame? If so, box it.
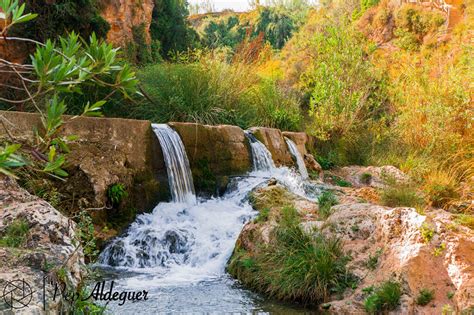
[169,122,252,195]
[323,204,474,314]
[0,176,85,314]
[249,127,293,166]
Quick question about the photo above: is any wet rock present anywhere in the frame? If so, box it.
[304,153,323,179]
[282,131,308,156]
[169,122,252,195]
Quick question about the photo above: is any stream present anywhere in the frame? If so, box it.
[95,124,321,313]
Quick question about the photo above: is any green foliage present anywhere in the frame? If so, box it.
[315,154,336,170]
[0,144,27,179]
[0,219,30,248]
[228,205,355,303]
[295,16,388,165]
[366,248,383,270]
[318,190,338,219]
[364,280,402,314]
[353,0,381,20]
[76,211,98,261]
[151,0,199,58]
[254,208,270,223]
[133,54,301,130]
[256,7,295,49]
[419,223,434,243]
[416,288,435,306]
[394,5,445,50]
[381,182,424,207]
[107,183,128,206]
[202,15,247,50]
[9,0,109,42]
[455,214,474,230]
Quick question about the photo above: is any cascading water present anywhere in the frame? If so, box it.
[285,137,309,180]
[244,131,275,172]
[152,124,196,204]
[97,127,314,313]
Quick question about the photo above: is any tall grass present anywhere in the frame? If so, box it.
[228,206,354,304]
[132,52,302,130]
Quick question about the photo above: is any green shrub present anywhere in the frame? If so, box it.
[334,177,352,187]
[364,280,402,314]
[107,183,128,206]
[318,191,339,219]
[381,183,424,207]
[228,205,355,303]
[76,211,99,262]
[416,288,435,306]
[0,219,30,248]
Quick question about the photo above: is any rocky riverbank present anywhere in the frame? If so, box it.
[228,166,474,314]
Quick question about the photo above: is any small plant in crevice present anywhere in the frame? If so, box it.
[107,183,128,206]
[446,291,454,300]
[364,280,402,314]
[76,211,99,262]
[366,248,383,270]
[419,223,435,243]
[360,173,373,185]
[318,191,339,219]
[416,288,435,306]
[0,219,30,248]
[433,243,446,257]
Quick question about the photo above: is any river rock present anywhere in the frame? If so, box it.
[0,176,85,314]
[249,127,293,166]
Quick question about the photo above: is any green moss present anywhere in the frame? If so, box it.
[0,219,30,248]
[192,158,217,195]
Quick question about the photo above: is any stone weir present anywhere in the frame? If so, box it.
[0,111,312,237]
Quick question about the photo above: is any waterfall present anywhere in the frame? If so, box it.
[244,131,275,172]
[285,138,309,180]
[98,126,310,293]
[152,124,196,204]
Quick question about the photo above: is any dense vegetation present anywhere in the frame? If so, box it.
[228,206,355,304]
